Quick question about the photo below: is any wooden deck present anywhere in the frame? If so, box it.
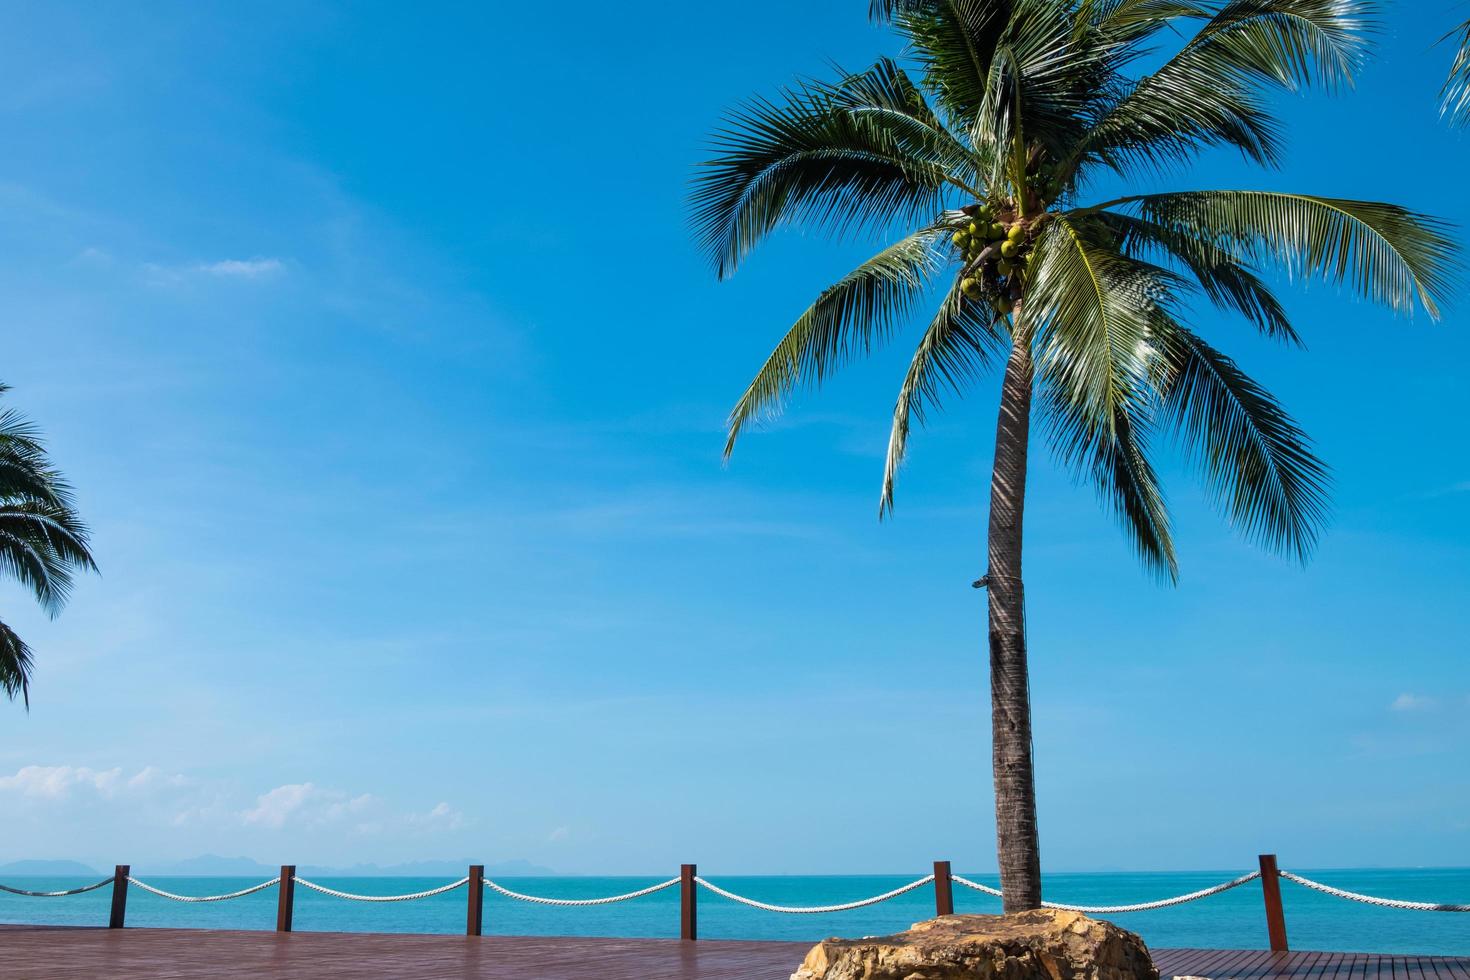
[1,926,1468,979]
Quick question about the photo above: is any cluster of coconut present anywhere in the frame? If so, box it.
[951,203,1034,315]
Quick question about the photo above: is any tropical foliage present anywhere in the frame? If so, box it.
[691,0,1456,909]
[1444,14,1470,125]
[0,386,96,706]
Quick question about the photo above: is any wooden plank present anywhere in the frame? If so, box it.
[0,930,1465,980]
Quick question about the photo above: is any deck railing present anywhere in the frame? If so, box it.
[4,854,1467,950]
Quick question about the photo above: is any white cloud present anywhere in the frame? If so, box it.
[241,784,443,835]
[197,257,284,279]
[1390,693,1436,712]
[0,765,125,799]
[242,782,317,829]
[547,826,569,842]
[3,765,465,842]
[141,256,286,285]
[410,801,465,831]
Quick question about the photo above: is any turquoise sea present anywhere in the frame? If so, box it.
[2,869,1467,955]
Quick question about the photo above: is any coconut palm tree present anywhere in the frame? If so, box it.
[691,0,1457,912]
[0,385,96,707]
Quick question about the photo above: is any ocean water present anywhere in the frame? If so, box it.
[2,869,1467,955]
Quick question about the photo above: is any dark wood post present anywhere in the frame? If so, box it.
[1258,854,1288,952]
[108,865,130,929]
[466,865,485,936]
[680,864,697,941]
[276,865,296,933]
[933,861,954,916]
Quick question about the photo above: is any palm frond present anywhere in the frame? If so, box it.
[0,618,33,709]
[871,0,1013,125]
[690,81,963,279]
[1154,321,1329,560]
[1073,1,1375,180]
[0,498,98,614]
[725,229,942,457]
[1037,368,1178,580]
[881,280,1005,514]
[1025,214,1171,430]
[1117,190,1460,317]
[1189,0,1377,91]
[1094,210,1299,343]
[1442,16,1470,126]
[1027,215,1180,577]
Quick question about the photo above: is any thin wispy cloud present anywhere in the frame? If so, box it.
[1390,693,1436,712]
[197,257,284,279]
[142,256,286,285]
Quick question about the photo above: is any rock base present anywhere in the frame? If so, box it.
[791,909,1159,980]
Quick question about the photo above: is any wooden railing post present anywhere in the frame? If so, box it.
[1258,854,1288,952]
[933,861,954,916]
[466,865,485,936]
[108,865,130,929]
[276,865,296,933]
[680,864,697,941]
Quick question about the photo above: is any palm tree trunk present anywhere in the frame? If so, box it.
[987,333,1042,913]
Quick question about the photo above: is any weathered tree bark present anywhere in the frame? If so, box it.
[987,331,1041,913]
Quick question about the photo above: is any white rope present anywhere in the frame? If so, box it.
[950,875,1005,898]
[694,874,936,914]
[126,876,280,903]
[293,876,468,902]
[0,877,113,898]
[482,876,680,906]
[1279,871,1470,912]
[951,871,1262,914]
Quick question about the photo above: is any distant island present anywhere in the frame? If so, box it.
[0,859,101,876]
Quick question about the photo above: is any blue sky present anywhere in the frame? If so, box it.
[0,2,1466,876]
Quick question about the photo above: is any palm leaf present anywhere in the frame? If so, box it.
[1117,191,1459,317]
[1094,210,1299,344]
[690,82,963,279]
[871,0,1013,125]
[1154,321,1329,560]
[0,618,33,708]
[726,229,942,456]
[1442,16,1470,126]
[1025,214,1171,430]
[1037,367,1178,580]
[881,280,1004,513]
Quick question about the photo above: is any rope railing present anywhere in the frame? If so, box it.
[952,870,1262,914]
[483,876,681,907]
[3,855,1467,946]
[0,877,112,898]
[694,874,935,914]
[1279,870,1470,913]
[294,877,468,903]
[126,876,281,903]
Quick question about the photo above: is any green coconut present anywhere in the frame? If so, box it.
[988,222,1007,240]
[997,258,1015,276]
[1000,240,1019,258]
[993,296,1015,314]
[1007,225,1025,242]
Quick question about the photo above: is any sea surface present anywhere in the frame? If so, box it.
[2,869,1467,955]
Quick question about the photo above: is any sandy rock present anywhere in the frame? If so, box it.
[790,909,1159,980]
